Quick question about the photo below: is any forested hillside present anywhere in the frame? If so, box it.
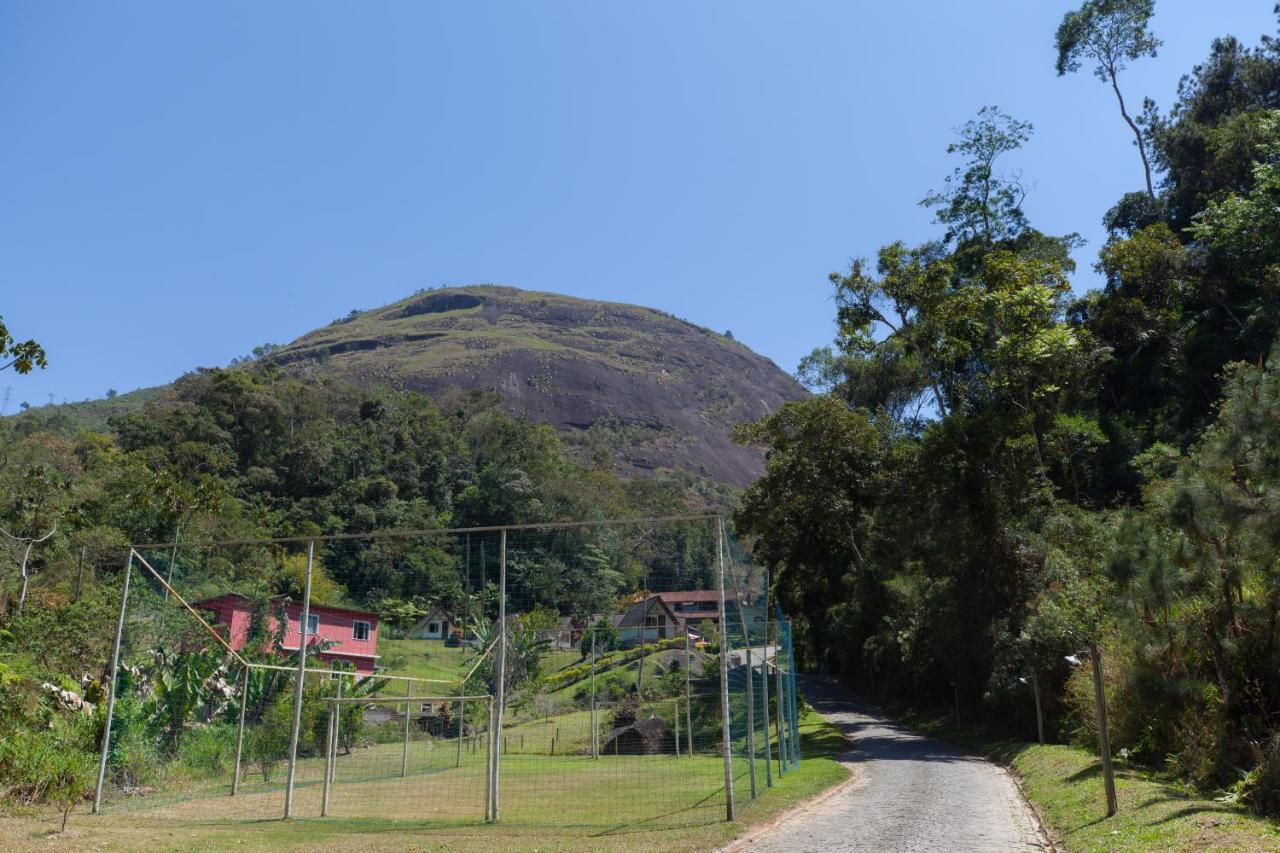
[17,286,806,487]
[735,4,1280,817]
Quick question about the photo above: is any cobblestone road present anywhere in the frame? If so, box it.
[733,676,1048,852]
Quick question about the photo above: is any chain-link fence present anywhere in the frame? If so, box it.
[88,516,800,831]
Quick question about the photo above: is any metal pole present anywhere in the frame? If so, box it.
[455,697,465,768]
[1090,644,1118,816]
[685,629,693,757]
[92,551,132,814]
[1032,672,1045,746]
[331,676,344,784]
[321,702,336,816]
[745,646,757,799]
[716,518,735,822]
[493,529,507,821]
[231,663,249,795]
[590,630,598,760]
[401,678,412,777]
[774,621,787,777]
[761,581,773,788]
[673,699,680,757]
[484,696,493,821]
[789,624,800,766]
[282,539,315,820]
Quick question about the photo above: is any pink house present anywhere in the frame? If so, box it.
[196,593,381,675]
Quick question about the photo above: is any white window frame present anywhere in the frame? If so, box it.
[428,621,440,635]
[306,614,319,635]
[352,620,371,642]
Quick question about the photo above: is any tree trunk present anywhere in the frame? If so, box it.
[17,540,34,613]
[1109,72,1154,198]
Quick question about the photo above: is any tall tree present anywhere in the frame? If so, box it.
[1056,0,1162,197]
[0,315,46,374]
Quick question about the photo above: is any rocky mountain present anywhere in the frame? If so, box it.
[263,286,805,486]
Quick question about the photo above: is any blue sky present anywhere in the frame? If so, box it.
[2,2,1277,409]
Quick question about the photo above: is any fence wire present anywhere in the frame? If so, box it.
[89,517,800,831]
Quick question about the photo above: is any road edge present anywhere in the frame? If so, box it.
[718,714,865,852]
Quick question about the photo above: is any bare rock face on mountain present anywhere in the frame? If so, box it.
[266,286,806,487]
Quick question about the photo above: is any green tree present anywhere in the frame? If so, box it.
[0,316,46,374]
[1056,0,1162,196]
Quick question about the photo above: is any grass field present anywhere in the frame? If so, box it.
[900,711,1280,852]
[2,706,850,851]
[374,638,474,688]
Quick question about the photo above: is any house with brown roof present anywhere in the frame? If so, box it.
[652,590,721,626]
[611,595,678,647]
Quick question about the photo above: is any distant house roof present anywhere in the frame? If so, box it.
[616,596,677,629]
[653,591,719,606]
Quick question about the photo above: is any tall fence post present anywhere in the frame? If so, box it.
[492,528,507,821]
[455,697,465,768]
[331,675,343,784]
[401,678,412,777]
[92,550,132,814]
[745,645,758,799]
[590,630,598,760]
[282,539,315,820]
[760,620,772,787]
[231,662,250,795]
[685,629,694,757]
[673,699,680,757]
[790,623,800,766]
[321,699,336,816]
[716,518,735,822]
[773,620,787,777]
[1090,644,1118,817]
[483,697,493,821]
[1032,671,1045,746]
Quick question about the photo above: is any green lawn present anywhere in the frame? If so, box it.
[4,703,850,851]
[900,712,1280,851]
[374,638,474,688]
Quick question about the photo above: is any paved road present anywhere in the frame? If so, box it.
[734,676,1047,852]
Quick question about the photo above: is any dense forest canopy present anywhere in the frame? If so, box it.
[737,5,1280,817]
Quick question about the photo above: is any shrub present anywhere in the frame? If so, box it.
[106,695,162,788]
[0,717,97,830]
[1242,732,1280,818]
[177,723,237,777]
[109,726,162,789]
[247,699,294,782]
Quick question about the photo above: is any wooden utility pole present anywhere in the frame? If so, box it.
[1090,644,1118,816]
[1032,672,1045,746]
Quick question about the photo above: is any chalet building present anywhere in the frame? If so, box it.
[653,590,721,626]
[611,596,679,647]
[409,606,457,641]
[195,593,381,675]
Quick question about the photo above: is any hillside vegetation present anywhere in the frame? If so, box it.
[17,286,805,488]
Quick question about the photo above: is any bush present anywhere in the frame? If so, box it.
[109,726,162,789]
[177,723,237,777]
[107,695,162,788]
[1242,732,1280,818]
[0,717,97,830]
[247,699,294,782]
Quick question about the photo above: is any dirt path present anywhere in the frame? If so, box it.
[732,676,1048,852]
